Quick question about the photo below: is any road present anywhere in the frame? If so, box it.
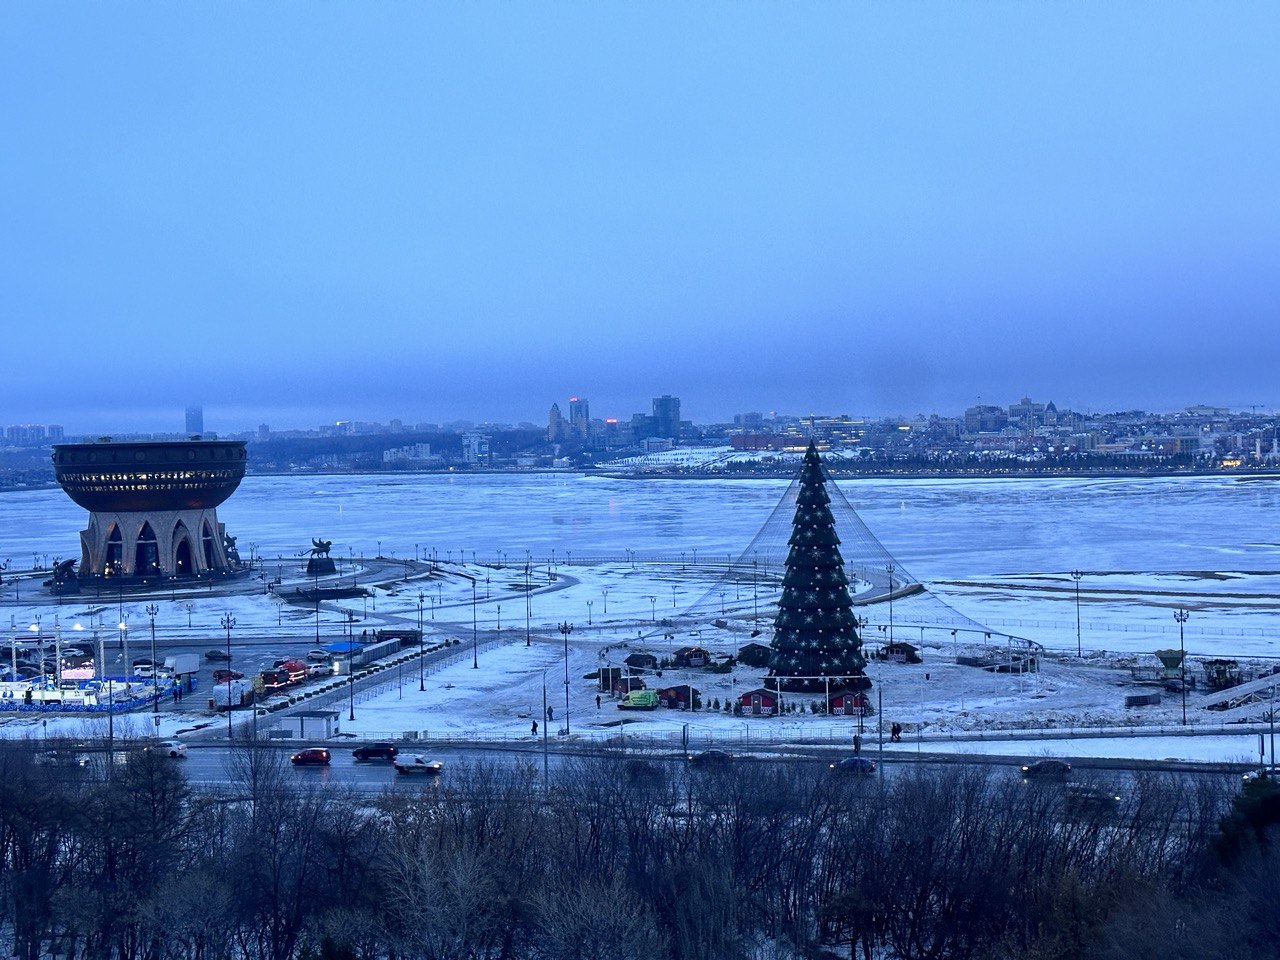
[82,739,1246,794]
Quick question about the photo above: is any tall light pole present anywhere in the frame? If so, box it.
[118,616,128,679]
[558,621,573,735]
[1070,570,1083,657]
[471,579,478,669]
[221,612,235,740]
[524,561,532,647]
[1174,608,1189,726]
[587,600,593,627]
[752,558,759,623]
[417,591,426,692]
[145,603,159,714]
[886,563,896,644]
[647,595,657,623]
[601,587,609,614]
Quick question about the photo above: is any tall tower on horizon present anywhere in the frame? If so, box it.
[185,405,204,436]
[568,397,590,438]
[652,394,680,439]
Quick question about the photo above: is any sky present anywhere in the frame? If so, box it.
[2,2,1279,434]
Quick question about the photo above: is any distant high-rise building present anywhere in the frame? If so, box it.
[548,403,565,442]
[652,395,681,439]
[257,424,271,440]
[185,405,204,436]
[568,397,590,438]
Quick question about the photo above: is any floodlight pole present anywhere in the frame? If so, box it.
[1070,570,1083,657]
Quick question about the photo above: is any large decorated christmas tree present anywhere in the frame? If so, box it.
[767,443,870,693]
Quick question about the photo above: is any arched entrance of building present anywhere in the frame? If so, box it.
[174,523,193,575]
[106,525,123,576]
[135,522,159,577]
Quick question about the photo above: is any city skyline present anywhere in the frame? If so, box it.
[4,390,1275,441]
[4,4,1278,432]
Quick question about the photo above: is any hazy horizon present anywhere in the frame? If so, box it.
[4,3,1278,435]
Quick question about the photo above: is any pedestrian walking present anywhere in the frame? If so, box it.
[595,694,601,709]
[853,733,862,755]
[531,719,538,736]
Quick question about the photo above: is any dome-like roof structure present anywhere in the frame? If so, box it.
[52,440,247,512]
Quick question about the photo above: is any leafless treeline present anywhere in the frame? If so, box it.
[0,743,1272,960]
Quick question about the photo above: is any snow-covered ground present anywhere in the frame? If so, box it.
[3,472,1280,762]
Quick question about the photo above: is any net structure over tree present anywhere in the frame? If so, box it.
[768,443,871,693]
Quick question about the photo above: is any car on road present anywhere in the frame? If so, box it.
[144,740,187,758]
[1061,783,1122,816]
[1021,759,1072,780]
[1242,767,1279,784]
[204,649,230,662]
[306,649,330,663]
[831,756,877,775]
[290,747,331,767]
[352,743,399,763]
[212,669,245,684]
[687,749,734,767]
[307,663,333,678]
[392,754,443,775]
[34,749,91,769]
[133,665,156,679]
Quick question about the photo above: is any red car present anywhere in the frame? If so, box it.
[290,748,331,766]
[212,669,245,684]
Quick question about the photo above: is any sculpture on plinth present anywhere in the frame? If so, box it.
[306,538,336,576]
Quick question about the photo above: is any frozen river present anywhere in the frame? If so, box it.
[3,471,1280,655]
[4,471,1279,577]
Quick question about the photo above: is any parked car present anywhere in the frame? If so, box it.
[290,748,331,766]
[144,740,187,758]
[393,754,443,775]
[831,756,877,775]
[212,669,245,684]
[204,649,231,662]
[1021,759,1072,780]
[306,649,331,663]
[353,743,399,763]
[687,749,734,766]
[1242,767,1279,783]
[307,663,333,678]
[133,665,156,679]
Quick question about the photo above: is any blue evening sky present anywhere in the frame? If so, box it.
[2,3,1278,433]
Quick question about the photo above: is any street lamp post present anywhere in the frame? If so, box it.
[647,596,657,623]
[886,563,896,644]
[348,647,356,722]
[558,621,573,735]
[417,591,426,691]
[524,562,532,647]
[471,579,478,669]
[1174,608,1189,726]
[145,603,159,714]
[220,612,235,740]
[587,600,593,627]
[752,558,759,623]
[601,587,609,614]
[1070,570,1084,657]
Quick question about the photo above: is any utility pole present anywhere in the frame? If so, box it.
[1174,608,1189,726]
[1070,570,1083,657]
[559,621,573,735]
